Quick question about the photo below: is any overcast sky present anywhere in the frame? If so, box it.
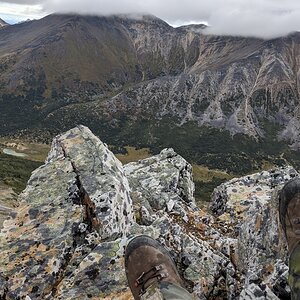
[0,0,299,38]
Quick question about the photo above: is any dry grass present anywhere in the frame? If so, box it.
[260,160,276,171]
[192,164,232,182]
[115,146,151,164]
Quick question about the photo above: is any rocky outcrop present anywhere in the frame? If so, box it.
[0,184,16,230]
[0,126,297,299]
[0,125,135,299]
[0,18,8,28]
[211,167,298,299]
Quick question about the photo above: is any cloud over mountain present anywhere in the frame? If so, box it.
[1,0,300,38]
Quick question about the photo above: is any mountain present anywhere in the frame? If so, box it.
[0,125,293,299]
[0,18,8,28]
[1,13,300,173]
[0,14,175,97]
[178,23,207,32]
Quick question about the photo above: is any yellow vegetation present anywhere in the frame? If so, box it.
[115,146,151,164]
[192,164,231,182]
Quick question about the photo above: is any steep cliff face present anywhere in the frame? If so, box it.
[1,14,300,147]
[107,32,300,141]
[0,126,297,299]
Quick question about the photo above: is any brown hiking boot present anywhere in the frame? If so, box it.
[279,177,300,253]
[125,235,184,300]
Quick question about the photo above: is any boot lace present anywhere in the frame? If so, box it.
[135,264,168,294]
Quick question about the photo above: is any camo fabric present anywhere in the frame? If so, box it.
[141,282,194,300]
[289,242,300,300]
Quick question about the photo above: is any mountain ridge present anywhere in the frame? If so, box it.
[1,13,300,173]
[0,17,8,28]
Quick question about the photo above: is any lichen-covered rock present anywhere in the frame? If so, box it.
[124,147,196,228]
[239,283,279,300]
[55,238,129,299]
[0,126,297,299]
[0,126,135,299]
[145,216,234,299]
[124,147,195,210]
[211,167,298,220]
[47,126,135,239]
[0,184,16,229]
[210,166,298,299]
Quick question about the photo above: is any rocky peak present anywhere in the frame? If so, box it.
[178,23,207,33]
[0,125,297,299]
[0,18,8,28]
[115,13,170,25]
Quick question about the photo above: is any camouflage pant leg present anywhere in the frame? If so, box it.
[289,242,300,300]
[140,282,195,300]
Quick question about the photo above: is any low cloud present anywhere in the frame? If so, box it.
[0,2,44,22]
[203,2,300,38]
[1,0,300,38]
[1,0,41,4]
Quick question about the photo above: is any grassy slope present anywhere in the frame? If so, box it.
[192,165,233,203]
[1,116,300,207]
[92,117,298,172]
[114,146,152,164]
[0,138,229,208]
[0,140,49,194]
[0,153,42,194]
[95,117,300,204]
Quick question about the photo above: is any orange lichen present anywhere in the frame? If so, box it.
[96,290,133,300]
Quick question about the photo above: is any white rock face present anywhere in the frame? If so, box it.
[104,24,300,145]
[46,125,135,238]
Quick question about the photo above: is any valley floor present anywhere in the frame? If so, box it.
[0,137,289,215]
